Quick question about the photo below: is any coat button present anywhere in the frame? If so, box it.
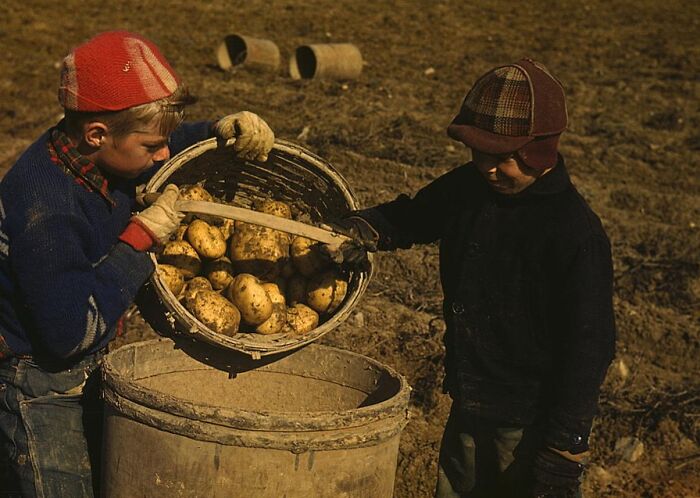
[451,302,465,314]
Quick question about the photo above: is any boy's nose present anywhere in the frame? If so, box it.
[153,145,170,162]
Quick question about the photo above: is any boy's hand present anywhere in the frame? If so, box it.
[213,111,275,162]
[531,447,585,498]
[319,216,379,266]
[132,184,184,245]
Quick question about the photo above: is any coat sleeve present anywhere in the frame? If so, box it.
[168,120,214,156]
[545,233,616,453]
[354,165,475,250]
[11,208,153,360]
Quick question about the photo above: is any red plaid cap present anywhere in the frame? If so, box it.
[58,31,180,112]
[447,58,567,169]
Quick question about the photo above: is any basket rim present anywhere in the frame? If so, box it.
[143,138,373,358]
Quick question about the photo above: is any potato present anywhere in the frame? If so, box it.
[256,200,293,245]
[258,199,294,246]
[182,276,213,311]
[156,264,185,297]
[283,304,319,335]
[229,226,285,279]
[291,236,328,277]
[286,274,307,306]
[256,199,292,219]
[160,240,202,278]
[254,283,287,335]
[255,307,287,335]
[204,256,234,290]
[174,224,188,241]
[179,184,214,202]
[306,270,348,315]
[225,273,273,326]
[186,219,227,260]
[218,218,235,240]
[238,220,290,252]
[191,290,240,336]
[262,282,286,306]
[179,185,221,225]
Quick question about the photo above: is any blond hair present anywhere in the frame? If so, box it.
[64,86,197,139]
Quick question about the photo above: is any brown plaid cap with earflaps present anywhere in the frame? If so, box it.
[447,58,567,169]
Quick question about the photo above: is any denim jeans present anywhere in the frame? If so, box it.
[435,404,582,498]
[0,352,103,498]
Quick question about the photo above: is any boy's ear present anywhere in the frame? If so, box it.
[83,121,109,148]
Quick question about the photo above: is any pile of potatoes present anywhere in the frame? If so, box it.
[155,184,349,338]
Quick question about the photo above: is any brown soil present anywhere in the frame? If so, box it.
[1,1,699,496]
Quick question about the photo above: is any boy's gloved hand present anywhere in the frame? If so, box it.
[531,447,586,498]
[320,216,379,266]
[132,184,184,245]
[213,111,275,162]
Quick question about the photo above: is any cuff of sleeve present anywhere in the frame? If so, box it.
[119,219,157,252]
[352,208,396,250]
[545,416,592,454]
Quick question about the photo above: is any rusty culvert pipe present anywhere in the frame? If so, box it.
[101,338,411,497]
[216,33,280,72]
[289,43,363,80]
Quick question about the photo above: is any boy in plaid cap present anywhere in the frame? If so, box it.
[330,59,616,497]
[0,31,274,497]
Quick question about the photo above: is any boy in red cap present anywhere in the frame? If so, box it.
[329,59,615,497]
[0,31,274,497]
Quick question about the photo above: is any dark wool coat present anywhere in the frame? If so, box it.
[359,156,616,453]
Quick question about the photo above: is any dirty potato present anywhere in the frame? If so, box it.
[218,218,235,241]
[229,225,286,279]
[156,264,185,297]
[191,290,240,336]
[284,304,319,335]
[225,273,273,326]
[160,240,202,278]
[255,199,293,219]
[181,276,213,311]
[258,199,293,245]
[291,236,328,277]
[186,219,227,260]
[204,256,235,290]
[179,185,221,225]
[174,224,188,241]
[255,283,287,335]
[306,270,348,315]
[179,184,214,202]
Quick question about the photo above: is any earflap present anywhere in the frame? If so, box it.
[516,134,561,170]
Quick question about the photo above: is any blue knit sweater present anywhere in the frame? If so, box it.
[0,121,211,360]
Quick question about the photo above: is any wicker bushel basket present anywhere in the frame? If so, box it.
[138,138,373,359]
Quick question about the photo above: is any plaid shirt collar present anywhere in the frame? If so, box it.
[47,122,116,207]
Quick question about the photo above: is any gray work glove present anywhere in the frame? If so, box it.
[132,184,184,245]
[213,111,275,162]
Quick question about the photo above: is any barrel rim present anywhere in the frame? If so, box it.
[102,339,412,433]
